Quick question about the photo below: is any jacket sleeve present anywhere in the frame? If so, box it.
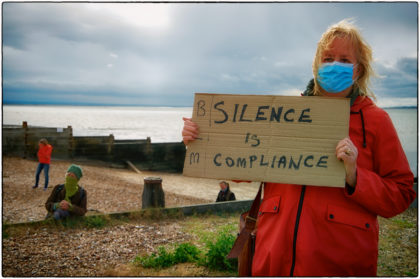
[216,192,221,202]
[70,189,87,216]
[45,185,61,213]
[346,112,416,218]
[46,145,52,158]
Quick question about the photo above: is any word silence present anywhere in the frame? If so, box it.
[183,93,350,187]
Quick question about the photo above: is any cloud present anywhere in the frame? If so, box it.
[373,57,417,99]
[2,2,418,107]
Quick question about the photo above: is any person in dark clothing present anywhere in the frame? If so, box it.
[45,164,87,220]
[216,181,236,202]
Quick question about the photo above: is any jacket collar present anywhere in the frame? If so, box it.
[302,79,359,106]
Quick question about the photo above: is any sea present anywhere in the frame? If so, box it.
[2,105,418,177]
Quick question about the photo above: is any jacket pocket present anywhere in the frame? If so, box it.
[327,204,373,231]
[258,196,281,216]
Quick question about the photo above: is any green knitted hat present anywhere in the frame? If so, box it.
[67,164,83,180]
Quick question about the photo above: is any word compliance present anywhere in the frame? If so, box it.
[183,93,350,187]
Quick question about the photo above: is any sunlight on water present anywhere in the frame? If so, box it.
[385,108,417,176]
[3,105,193,143]
[3,105,418,176]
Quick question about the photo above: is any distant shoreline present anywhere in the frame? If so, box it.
[3,103,193,109]
[381,106,417,110]
[2,103,417,110]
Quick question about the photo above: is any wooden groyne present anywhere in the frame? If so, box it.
[3,122,185,172]
[3,121,417,208]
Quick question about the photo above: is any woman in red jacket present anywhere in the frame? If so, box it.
[182,19,415,276]
[32,138,53,191]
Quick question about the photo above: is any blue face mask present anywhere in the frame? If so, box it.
[317,62,355,93]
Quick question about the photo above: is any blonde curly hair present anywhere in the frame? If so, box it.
[312,19,376,99]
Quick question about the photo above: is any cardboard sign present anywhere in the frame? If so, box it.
[183,93,350,187]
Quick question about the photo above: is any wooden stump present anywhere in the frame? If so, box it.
[142,177,165,209]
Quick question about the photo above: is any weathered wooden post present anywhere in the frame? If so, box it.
[22,121,28,158]
[142,177,165,209]
[108,134,114,161]
[67,125,74,159]
[145,136,152,159]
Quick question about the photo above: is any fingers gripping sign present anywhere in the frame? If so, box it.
[182,97,211,145]
[182,117,199,145]
[336,137,358,187]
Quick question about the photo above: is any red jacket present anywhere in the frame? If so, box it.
[38,144,53,164]
[252,96,415,276]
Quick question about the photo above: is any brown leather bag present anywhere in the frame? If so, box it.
[227,182,263,276]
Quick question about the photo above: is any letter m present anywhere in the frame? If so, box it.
[190,152,200,165]
[237,157,247,168]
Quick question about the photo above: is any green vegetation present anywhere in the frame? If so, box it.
[377,208,418,277]
[133,226,237,272]
[134,243,201,269]
[202,227,237,271]
[391,218,415,229]
[59,215,109,229]
[84,215,108,228]
[135,246,175,269]
[3,229,10,239]
[130,210,418,277]
[174,243,201,263]
[3,208,417,277]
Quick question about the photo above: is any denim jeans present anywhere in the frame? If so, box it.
[35,163,50,188]
[53,209,70,220]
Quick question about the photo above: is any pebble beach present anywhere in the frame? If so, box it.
[2,156,260,224]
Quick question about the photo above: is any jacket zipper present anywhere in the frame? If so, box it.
[290,185,306,276]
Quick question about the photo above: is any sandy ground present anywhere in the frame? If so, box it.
[2,157,417,277]
[2,156,260,224]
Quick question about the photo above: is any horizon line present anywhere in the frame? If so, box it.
[2,102,417,110]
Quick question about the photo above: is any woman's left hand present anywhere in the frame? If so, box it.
[336,137,358,187]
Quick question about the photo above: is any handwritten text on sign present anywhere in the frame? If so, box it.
[183,93,350,187]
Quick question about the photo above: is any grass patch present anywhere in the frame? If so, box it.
[377,208,418,277]
[84,215,108,228]
[130,210,417,277]
[3,207,417,277]
[202,226,237,271]
[391,218,415,229]
[56,215,110,229]
[3,229,10,239]
[174,243,201,263]
[132,216,238,275]
[134,243,201,269]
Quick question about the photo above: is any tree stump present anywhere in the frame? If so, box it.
[142,177,165,209]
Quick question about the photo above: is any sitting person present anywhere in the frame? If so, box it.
[45,164,87,220]
[216,181,236,202]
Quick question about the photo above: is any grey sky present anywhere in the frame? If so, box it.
[2,2,418,107]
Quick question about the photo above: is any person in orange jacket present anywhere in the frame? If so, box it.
[181,19,415,276]
[32,138,53,191]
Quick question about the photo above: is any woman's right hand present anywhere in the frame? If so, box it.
[182,117,199,145]
[59,200,70,211]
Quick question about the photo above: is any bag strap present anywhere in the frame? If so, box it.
[79,186,85,201]
[227,182,263,258]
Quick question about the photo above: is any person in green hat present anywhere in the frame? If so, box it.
[45,164,87,220]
